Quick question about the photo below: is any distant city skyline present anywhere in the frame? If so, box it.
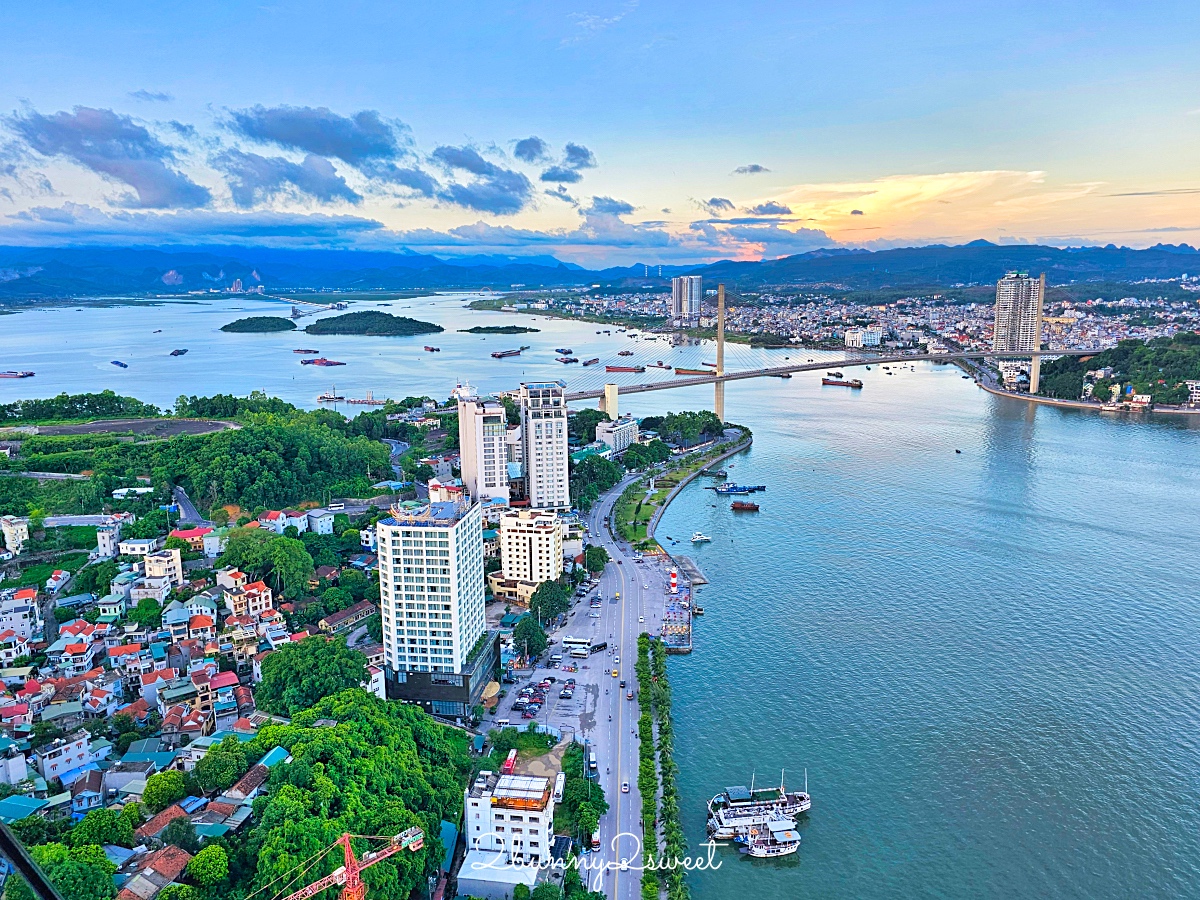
[1,1,1198,264]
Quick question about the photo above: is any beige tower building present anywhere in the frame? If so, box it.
[993,272,1046,392]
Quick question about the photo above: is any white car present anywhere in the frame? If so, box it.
[621,781,630,793]
[614,656,620,664]
[588,612,601,618]
[638,615,644,623]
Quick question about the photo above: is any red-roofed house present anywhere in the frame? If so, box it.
[135,803,189,840]
[168,526,213,551]
[139,668,176,706]
[45,569,70,593]
[223,580,273,618]
[160,703,212,746]
[0,629,30,666]
[0,702,31,729]
[117,844,193,900]
[107,643,144,675]
[187,615,215,642]
[256,510,287,533]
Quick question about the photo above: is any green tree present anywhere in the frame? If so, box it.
[513,885,532,900]
[158,886,201,900]
[583,546,609,574]
[194,737,250,795]
[571,408,610,444]
[529,580,570,623]
[164,536,191,553]
[267,536,314,595]
[6,842,116,900]
[512,616,548,658]
[210,507,230,527]
[160,816,200,854]
[143,770,186,814]
[128,596,163,628]
[256,637,368,717]
[218,527,273,573]
[187,845,229,887]
[70,807,134,849]
[576,802,600,843]
[531,882,565,900]
[118,801,144,833]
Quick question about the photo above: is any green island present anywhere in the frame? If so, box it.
[1038,332,1200,403]
[219,316,297,333]
[304,310,443,336]
[458,324,540,334]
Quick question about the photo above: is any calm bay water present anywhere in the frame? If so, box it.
[5,294,1200,897]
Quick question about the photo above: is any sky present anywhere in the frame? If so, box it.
[1,0,1198,266]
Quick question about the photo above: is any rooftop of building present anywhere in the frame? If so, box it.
[380,499,473,529]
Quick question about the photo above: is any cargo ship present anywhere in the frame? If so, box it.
[424,346,440,352]
[170,349,188,356]
[555,348,573,355]
[293,349,320,354]
[556,356,579,364]
[0,371,34,379]
[491,349,523,359]
[673,367,714,376]
[702,361,717,368]
[582,358,601,366]
[301,358,346,367]
[769,372,791,378]
[111,360,129,368]
[821,377,863,388]
[606,365,645,373]
[731,501,760,511]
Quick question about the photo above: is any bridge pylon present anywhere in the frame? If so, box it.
[714,284,726,423]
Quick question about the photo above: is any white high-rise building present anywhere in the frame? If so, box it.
[499,508,563,585]
[376,498,486,675]
[458,395,510,503]
[993,272,1046,392]
[518,382,570,510]
[671,275,703,324]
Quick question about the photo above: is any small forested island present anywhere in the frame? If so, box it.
[305,310,444,336]
[1038,331,1200,403]
[458,324,540,334]
[220,316,297,333]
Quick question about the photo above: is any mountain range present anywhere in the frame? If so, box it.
[0,241,1195,298]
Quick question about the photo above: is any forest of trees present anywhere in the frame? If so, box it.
[1038,332,1200,403]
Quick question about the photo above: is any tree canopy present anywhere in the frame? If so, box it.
[256,636,368,716]
[512,616,548,658]
[528,580,570,622]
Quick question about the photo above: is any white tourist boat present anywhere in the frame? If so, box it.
[706,772,811,840]
[691,532,712,543]
[736,814,802,858]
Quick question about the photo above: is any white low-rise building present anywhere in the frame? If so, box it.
[118,537,161,557]
[464,771,556,863]
[0,516,29,555]
[596,416,639,454]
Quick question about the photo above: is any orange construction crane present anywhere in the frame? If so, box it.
[277,828,424,900]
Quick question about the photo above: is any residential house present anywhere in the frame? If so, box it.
[0,515,29,555]
[0,737,28,784]
[97,594,126,618]
[144,548,184,588]
[45,570,71,593]
[104,759,158,797]
[0,587,42,640]
[34,730,92,781]
[134,803,189,842]
[0,629,30,666]
[139,668,176,707]
[117,844,193,900]
[281,510,308,532]
[167,526,212,552]
[160,703,212,746]
[0,702,31,731]
[96,523,121,558]
[223,580,273,618]
[318,599,377,635]
[216,566,248,591]
[188,614,216,643]
[306,508,335,535]
[256,510,287,533]
[203,527,231,558]
[109,570,139,600]
[129,576,172,605]
[210,671,240,722]
[70,769,105,821]
[117,537,161,557]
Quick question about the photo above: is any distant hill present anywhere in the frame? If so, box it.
[0,241,1195,298]
[304,311,443,336]
[220,316,297,333]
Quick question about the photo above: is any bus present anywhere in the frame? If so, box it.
[569,648,589,659]
[589,641,608,655]
[562,636,592,650]
[501,749,518,775]
[553,772,565,804]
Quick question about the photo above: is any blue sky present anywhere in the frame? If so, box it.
[1,1,1198,264]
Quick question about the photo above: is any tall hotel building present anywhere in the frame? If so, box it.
[671,275,703,325]
[518,382,570,510]
[376,498,498,718]
[458,394,510,503]
[993,272,1046,392]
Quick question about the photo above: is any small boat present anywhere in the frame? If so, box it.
[491,349,522,359]
[691,532,712,543]
[693,605,705,616]
[865,366,871,370]
[170,349,188,356]
[111,360,128,368]
[737,815,801,858]
[293,349,320,354]
[582,358,601,366]
[424,346,440,352]
[556,356,579,364]
[701,469,727,478]
[606,365,645,373]
[822,378,863,389]
[618,349,634,356]
[0,371,35,379]
[712,483,752,494]
[702,361,718,368]
[769,372,791,378]
[648,361,672,369]
[302,358,346,367]
[555,348,573,355]
[317,387,345,402]
[731,501,760,511]
[827,371,844,377]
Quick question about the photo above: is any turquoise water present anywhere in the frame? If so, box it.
[6,294,1200,897]
[651,367,1200,900]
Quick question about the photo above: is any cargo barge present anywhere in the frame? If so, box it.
[821,377,863,388]
[0,371,35,379]
[301,358,346,367]
[606,365,645,373]
[491,349,523,358]
[673,367,714,376]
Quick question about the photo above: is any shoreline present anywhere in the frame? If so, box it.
[975,379,1200,417]
[645,429,754,542]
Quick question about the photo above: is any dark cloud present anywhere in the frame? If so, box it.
[365,162,438,197]
[700,197,735,215]
[129,90,173,103]
[590,196,635,216]
[214,149,360,206]
[540,165,584,184]
[733,164,769,175]
[6,106,210,209]
[514,136,550,163]
[431,144,534,215]
[563,142,596,170]
[544,185,578,205]
[230,105,401,166]
[747,201,792,216]
[850,209,864,215]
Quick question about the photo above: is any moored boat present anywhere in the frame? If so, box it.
[170,349,188,356]
[302,358,346,367]
[712,483,752,494]
[491,348,522,358]
[674,367,715,376]
[706,774,811,840]
[691,532,711,543]
[0,371,35,378]
[556,356,579,364]
[606,365,645,373]
[582,358,601,366]
[424,346,440,352]
[731,501,760,511]
[617,349,634,356]
[736,815,801,858]
[111,360,128,368]
[554,348,573,354]
[317,386,345,402]
[293,348,320,354]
